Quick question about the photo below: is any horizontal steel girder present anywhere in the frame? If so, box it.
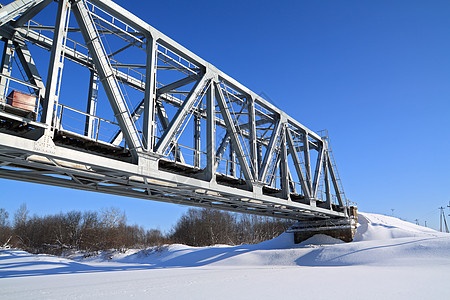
[0,132,346,220]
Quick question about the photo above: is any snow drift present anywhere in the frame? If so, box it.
[4,212,447,270]
[2,212,450,300]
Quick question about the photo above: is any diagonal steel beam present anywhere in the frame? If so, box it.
[13,41,45,98]
[286,128,311,199]
[327,153,344,207]
[157,75,198,96]
[110,98,144,146]
[215,132,230,166]
[258,118,282,182]
[72,0,142,159]
[12,0,52,27]
[155,73,208,155]
[156,100,185,163]
[312,143,324,198]
[0,0,45,27]
[215,82,253,184]
[109,97,185,162]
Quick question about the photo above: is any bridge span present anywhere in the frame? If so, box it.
[0,0,356,240]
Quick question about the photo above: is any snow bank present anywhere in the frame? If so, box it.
[354,212,440,241]
[57,212,450,268]
[2,212,450,270]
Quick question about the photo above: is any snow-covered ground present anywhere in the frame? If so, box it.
[1,212,450,299]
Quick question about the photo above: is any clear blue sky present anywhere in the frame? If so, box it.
[1,0,450,231]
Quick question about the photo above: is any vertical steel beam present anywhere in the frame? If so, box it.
[84,70,98,138]
[205,83,215,181]
[229,143,236,177]
[279,126,289,199]
[0,40,14,103]
[286,129,311,199]
[41,0,70,129]
[143,36,157,152]
[194,114,201,168]
[323,152,332,209]
[247,95,258,179]
[215,82,253,185]
[72,0,142,159]
[303,132,312,193]
[288,169,296,194]
[257,142,262,172]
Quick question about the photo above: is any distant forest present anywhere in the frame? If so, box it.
[0,204,291,255]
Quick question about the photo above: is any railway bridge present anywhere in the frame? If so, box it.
[0,0,357,242]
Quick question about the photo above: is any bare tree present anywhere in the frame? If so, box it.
[171,208,291,246]
[14,203,29,228]
[100,207,126,228]
[0,208,12,247]
[0,208,8,227]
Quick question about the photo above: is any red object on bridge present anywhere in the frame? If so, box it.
[6,91,36,112]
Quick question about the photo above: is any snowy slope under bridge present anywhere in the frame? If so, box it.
[1,212,450,299]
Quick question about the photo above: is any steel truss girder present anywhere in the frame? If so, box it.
[0,0,351,221]
[0,132,346,220]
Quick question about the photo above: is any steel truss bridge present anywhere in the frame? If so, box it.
[0,0,355,224]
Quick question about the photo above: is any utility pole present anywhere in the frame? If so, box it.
[439,207,449,233]
[439,207,444,232]
[425,221,427,227]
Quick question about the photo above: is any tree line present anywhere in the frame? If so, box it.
[0,204,291,254]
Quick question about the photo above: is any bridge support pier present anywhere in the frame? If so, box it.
[288,210,358,243]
